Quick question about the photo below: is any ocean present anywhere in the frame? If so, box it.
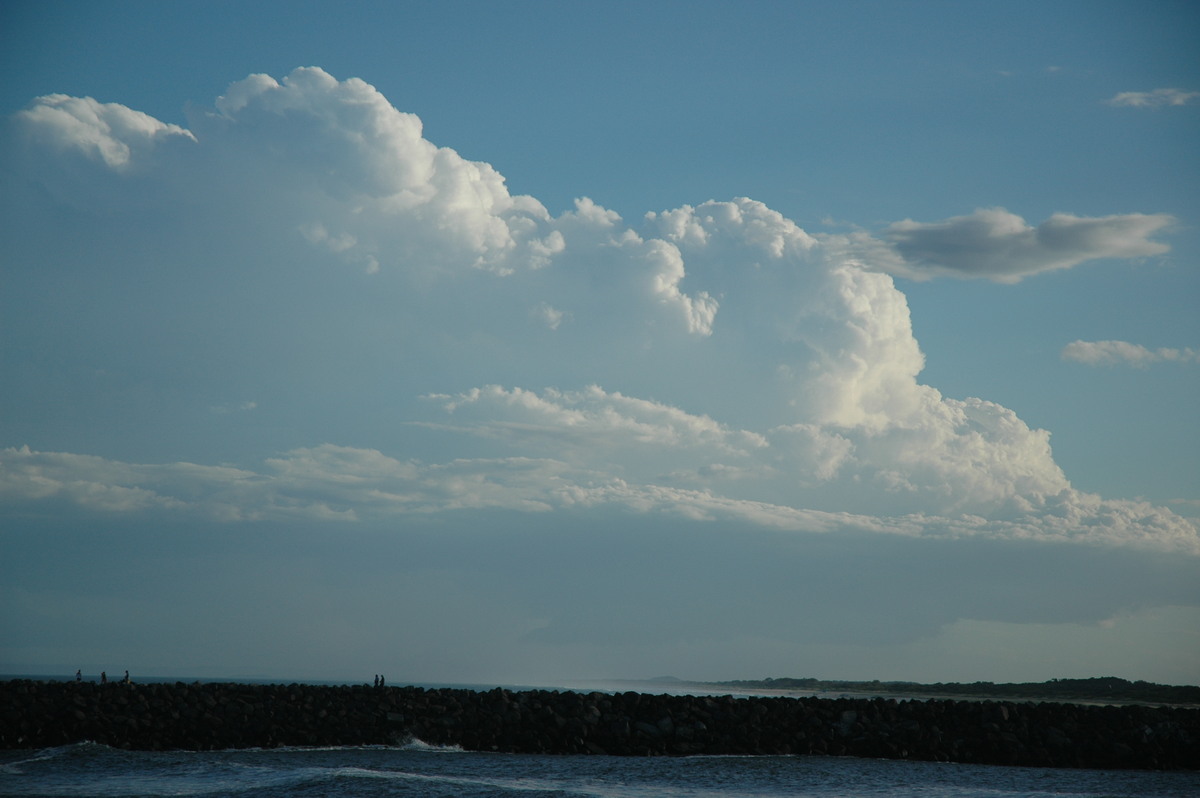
[3,740,1198,798]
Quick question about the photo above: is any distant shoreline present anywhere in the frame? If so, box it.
[6,674,1197,708]
[616,676,1200,708]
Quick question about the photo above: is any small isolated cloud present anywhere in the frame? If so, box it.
[1106,88,1200,108]
[532,302,565,330]
[876,207,1173,282]
[1062,340,1200,368]
[210,400,258,414]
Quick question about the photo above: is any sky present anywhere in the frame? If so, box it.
[1,0,1198,687]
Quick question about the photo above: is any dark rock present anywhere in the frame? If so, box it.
[1,679,1197,769]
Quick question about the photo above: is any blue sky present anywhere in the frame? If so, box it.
[2,1,1198,686]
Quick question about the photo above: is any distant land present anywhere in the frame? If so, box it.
[634,676,1200,707]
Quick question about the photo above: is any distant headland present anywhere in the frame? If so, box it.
[630,676,1200,707]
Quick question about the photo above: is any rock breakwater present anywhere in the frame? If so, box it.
[2,680,1197,770]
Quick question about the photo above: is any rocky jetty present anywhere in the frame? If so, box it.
[2,680,1197,770]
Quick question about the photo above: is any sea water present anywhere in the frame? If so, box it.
[2,741,1198,798]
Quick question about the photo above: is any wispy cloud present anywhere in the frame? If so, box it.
[1106,88,1200,108]
[1062,340,1200,368]
[873,207,1172,282]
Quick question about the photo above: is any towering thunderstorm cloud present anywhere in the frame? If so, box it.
[2,68,1197,683]
[0,67,1192,551]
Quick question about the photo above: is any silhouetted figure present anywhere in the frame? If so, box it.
[101,671,107,684]
[373,675,379,688]
[379,674,385,688]
[76,670,82,682]
[123,670,130,684]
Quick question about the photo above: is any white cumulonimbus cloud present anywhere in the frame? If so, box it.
[1,67,1196,557]
[1105,88,1200,108]
[13,92,196,168]
[874,207,1173,282]
[1062,340,1200,367]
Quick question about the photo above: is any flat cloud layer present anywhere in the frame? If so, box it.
[2,68,1197,680]
[1,442,1194,552]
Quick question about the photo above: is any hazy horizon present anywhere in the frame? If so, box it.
[8,671,1195,693]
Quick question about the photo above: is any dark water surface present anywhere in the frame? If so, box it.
[2,741,1197,798]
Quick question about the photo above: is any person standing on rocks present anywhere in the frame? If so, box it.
[101,671,107,684]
